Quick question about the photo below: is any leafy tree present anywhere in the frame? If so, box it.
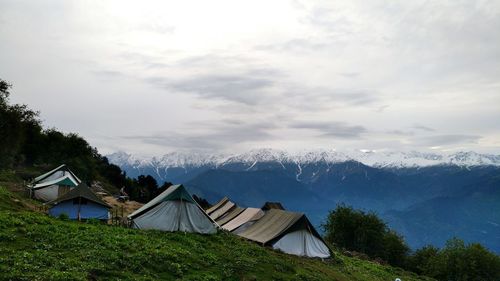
[406,245,440,275]
[0,78,134,194]
[323,204,408,267]
[408,238,500,281]
[382,230,409,267]
[193,194,210,209]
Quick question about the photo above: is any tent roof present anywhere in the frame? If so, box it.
[238,209,323,245]
[32,174,79,190]
[216,206,245,226]
[205,197,229,215]
[261,202,285,211]
[128,185,207,220]
[222,208,264,232]
[48,182,111,208]
[33,164,81,184]
[209,200,235,221]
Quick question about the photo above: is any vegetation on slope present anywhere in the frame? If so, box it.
[0,185,431,281]
[0,78,173,202]
[323,205,500,281]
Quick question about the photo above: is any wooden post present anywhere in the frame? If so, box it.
[77,197,81,221]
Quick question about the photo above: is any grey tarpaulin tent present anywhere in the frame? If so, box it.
[238,209,331,258]
[29,164,81,202]
[128,184,217,234]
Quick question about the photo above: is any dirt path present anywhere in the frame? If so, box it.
[102,196,143,218]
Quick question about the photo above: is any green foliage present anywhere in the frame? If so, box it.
[406,245,440,275]
[323,204,409,267]
[0,209,432,281]
[0,78,134,194]
[57,213,69,221]
[407,238,500,281]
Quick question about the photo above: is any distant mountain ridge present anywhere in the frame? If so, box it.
[108,149,500,179]
[107,148,500,253]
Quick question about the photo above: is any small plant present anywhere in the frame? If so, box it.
[86,218,101,225]
[57,213,69,221]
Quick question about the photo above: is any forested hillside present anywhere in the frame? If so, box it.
[0,79,168,202]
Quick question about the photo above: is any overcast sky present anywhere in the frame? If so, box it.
[1,0,499,156]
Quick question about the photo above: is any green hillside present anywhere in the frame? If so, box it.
[0,185,433,281]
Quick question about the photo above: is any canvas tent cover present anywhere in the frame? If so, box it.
[32,164,81,188]
[222,208,264,232]
[238,209,331,258]
[209,200,235,221]
[261,202,285,211]
[30,164,81,202]
[48,182,110,220]
[205,197,229,215]
[216,206,245,226]
[49,182,111,208]
[128,185,217,234]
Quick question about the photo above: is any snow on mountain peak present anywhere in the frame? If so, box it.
[107,149,500,169]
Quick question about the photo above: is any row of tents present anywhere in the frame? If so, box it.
[28,165,331,258]
[128,185,331,258]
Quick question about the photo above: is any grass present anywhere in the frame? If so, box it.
[0,185,434,281]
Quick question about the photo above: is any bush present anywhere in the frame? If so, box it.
[322,204,409,267]
[57,213,69,221]
[413,238,500,281]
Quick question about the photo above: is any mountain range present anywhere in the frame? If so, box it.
[107,149,500,253]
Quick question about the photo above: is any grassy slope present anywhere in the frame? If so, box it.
[0,185,434,281]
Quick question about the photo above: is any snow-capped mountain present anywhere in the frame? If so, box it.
[107,149,500,170]
[107,148,500,253]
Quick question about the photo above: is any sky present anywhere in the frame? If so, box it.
[1,0,500,156]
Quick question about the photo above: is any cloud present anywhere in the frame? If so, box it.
[387,130,414,136]
[148,75,274,105]
[339,72,360,78]
[290,121,367,139]
[2,1,500,155]
[122,120,278,151]
[284,86,379,112]
[413,125,435,132]
[255,38,330,53]
[91,70,125,81]
[414,135,482,146]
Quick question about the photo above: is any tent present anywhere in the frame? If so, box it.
[128,184,217,234]
[205,197,229,214]
[48,182,111,221]
[261,201,285,211]
[238,209,331,258]
[222,207,265,233]
[29,164,81,202]
[215,206,245,226]
[208,199,236,221]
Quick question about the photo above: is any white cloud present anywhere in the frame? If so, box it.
[1,0,499,155]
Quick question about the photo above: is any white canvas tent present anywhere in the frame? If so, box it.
[128,184,217,234]
[29,164,81,202]
[238,209,331,258]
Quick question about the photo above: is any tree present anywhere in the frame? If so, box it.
[0,79,11,105]
[406,245,440,275]
[382,230,410,267]
[323,204,409,267]
[408,238,500,281]
[193,194,210,209]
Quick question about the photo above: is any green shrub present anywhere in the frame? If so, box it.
[57,213,69,221]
